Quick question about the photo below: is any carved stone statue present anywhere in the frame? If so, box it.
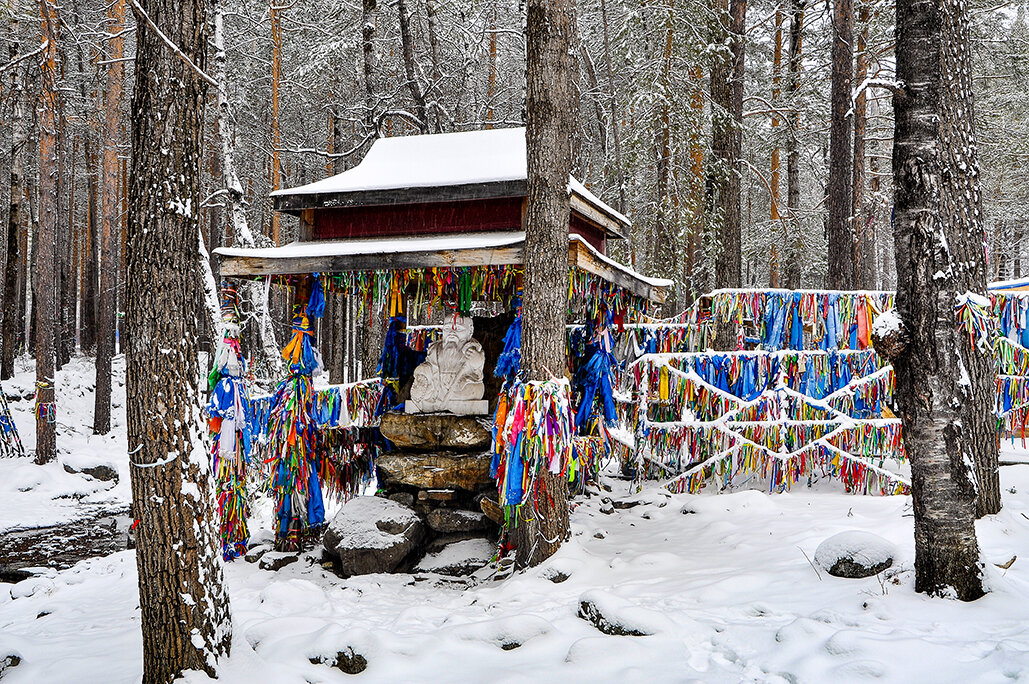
[406,316,488,415]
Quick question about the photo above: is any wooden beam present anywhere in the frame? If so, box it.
[568,240,667,304]
[217,245,525,277]
[273,180,529,213]
[569,193,628,240]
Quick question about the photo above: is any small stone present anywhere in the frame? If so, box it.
[418,489,458,503]
[479,496,503,524]
[259,552,299,571]
[599,503,615,515]
[427,508,490,533]
[611,500,640,510]
[244,545,270,563]
[593,530,606,539]
[388,492,415,507]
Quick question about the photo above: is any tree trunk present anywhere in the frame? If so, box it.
[878,0,984,601]
[710,0,746,348]
[599,0,626,214]
[515,0,576,569]
[2,10,28,381]
[769,4,783,289]
[710,0,746,293]
[270,0,283,245]
[783,0,804,289]
[652,2,675,301]
[362,0,379,132]
[127,0,233,679]
[827,0,854,289]
[852,0,871,289]
[940,0,1000,518]
[35,0,60,464]
[397,0,428,132]
[94,0,125,436]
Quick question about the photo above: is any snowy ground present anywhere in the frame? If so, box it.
[3,357,1029,683]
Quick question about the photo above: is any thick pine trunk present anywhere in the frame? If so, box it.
[769,5,783,289]
[515,0,575,569]
[127,0,232,679]
[827,0,854,289]
[2,12,28,381]
[35,0,60,465]
[94,0,125,436]
[783,0,804,289]
[940,0,1000,518]
[710,0,746,348]
[878,0,984,601]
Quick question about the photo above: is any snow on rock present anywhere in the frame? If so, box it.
[61,451,120,483]
[426,508,490,534]
[322,496,425,575]
[815,531,896,579]
[872,309,903,338]
[577,589,674,636]
[414,538,494,577]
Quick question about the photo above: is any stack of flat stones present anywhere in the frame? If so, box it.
[322,412,502,577]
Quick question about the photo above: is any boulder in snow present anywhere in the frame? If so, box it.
[414,538,494,576]
[814,531,895,579]
[577,590,672,636]
[323,496,426,576]
[62,452,118,482]
[310,647,367,675]
[0,653,21,679]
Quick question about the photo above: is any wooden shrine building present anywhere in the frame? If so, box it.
[214,127,669,306]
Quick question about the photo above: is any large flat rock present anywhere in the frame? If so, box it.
[323,497,426,576]
[376,451,493,491]
[379,412,491,451]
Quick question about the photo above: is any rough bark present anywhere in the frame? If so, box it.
[516,0,575,569]
[880,0,984,601]
[827,0,854,289]
[2,10,28,381]
[599,0,626,214]
[710,0,746,296]
[127,0,233,679]
[35,0,59,464]
[783,0,804,289]
[270,0,283,245]
[709,0,746,349]
[769,5,783,288]
[94,0,125,436]
[940,0,1000,518]
[362,0,379,131]
[652,2,675,298]
[852,0,873,289]
[397,0,428,132]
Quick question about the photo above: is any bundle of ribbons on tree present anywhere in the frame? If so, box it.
[489,378,578,527]
[0,387,25,458]
[205,284,254,560]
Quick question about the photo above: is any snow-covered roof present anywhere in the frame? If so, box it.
[271,127,630,231]
[990,276,1029,292]
[214,231,670,302]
